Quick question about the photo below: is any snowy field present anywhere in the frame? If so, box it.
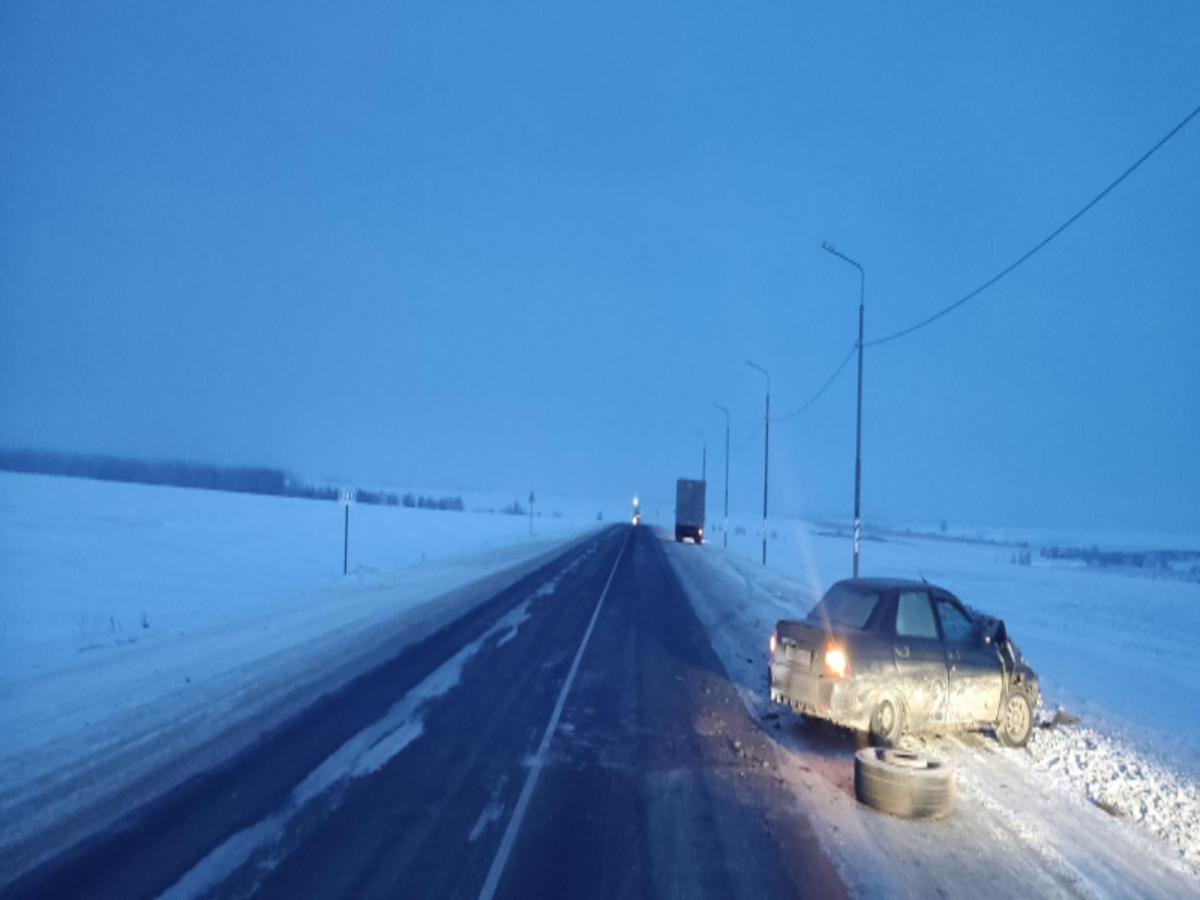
[0,472,596,881]
[665,516,1200,894]
[0,472,598,679]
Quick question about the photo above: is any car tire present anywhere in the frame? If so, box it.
[996,691,1034,748]
[869,696,905,748]
[854,748,955,819]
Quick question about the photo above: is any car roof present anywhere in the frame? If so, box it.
[832,576,942,592]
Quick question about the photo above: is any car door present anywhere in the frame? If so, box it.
[890,590,949,728]
[934,591,1004,725]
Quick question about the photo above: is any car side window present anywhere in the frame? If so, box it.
[935,596,974,643]
[895,591,938,639]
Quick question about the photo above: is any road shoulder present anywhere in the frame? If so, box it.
[662,533,1200,898]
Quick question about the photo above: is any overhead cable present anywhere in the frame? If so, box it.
[866,103,1200,348]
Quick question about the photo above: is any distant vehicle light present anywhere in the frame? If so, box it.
[769,629,777,656]
[824,643,849,679]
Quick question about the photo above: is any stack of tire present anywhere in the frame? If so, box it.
[854,748,955,819]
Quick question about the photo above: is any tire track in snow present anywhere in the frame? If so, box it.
[158,588,548,899]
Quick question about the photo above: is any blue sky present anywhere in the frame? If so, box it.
[2,2,1198,533]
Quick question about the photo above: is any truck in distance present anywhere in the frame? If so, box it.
[674,478,706,543]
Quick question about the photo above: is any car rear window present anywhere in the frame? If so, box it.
[806,584,881,631]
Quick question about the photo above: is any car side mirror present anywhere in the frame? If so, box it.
[971,621,990,645]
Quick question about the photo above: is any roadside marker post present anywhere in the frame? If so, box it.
[340,489,355,574]
[528,491,535,538]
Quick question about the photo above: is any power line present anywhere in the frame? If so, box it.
[771,343,858,424]
[866,102,1200,348]
[730,418,764,452]
[714,105,1199,457]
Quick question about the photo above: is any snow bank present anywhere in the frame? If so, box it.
[0,472,596,883]
[663,529,1200,896]
[1020,720,1200,863]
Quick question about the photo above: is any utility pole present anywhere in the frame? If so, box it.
[746,360,770,565]
[713,402,730,548]
[692,430,707,483]
[340,489,354,575]
[823,242,866,578]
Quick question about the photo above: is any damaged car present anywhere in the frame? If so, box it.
[768,578,1039,747]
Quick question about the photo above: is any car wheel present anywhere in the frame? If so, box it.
[996,692,1034,748]
[854,748,955,819]
[869,696,904,748]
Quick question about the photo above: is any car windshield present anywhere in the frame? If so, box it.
[806,584,881,631]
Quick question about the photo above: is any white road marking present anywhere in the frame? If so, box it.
[477,528,631,900]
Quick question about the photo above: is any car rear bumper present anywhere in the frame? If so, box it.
[768,661,872,731]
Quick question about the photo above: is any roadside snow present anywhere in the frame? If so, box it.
[0,472,596,884]
[0,472,591,679]
[1020,721,1200,862]
[663,531,1200,897]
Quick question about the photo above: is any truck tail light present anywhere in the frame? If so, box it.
[769,629,777,656]
[824,642,849,679]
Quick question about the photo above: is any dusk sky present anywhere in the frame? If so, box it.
[2,2,1197,533]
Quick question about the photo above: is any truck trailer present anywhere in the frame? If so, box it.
[674,479,706,543]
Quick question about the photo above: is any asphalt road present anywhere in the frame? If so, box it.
[5,525,843,900]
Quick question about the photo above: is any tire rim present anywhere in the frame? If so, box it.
[1005,695,1030,741]
[877,701,896,736]
[881,749,930,769]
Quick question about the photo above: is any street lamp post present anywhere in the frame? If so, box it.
[745,360,770,566]
[823,242,865,578]
[713,402,730,548]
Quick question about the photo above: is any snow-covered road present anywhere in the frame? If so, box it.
[664,534,1200,897]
